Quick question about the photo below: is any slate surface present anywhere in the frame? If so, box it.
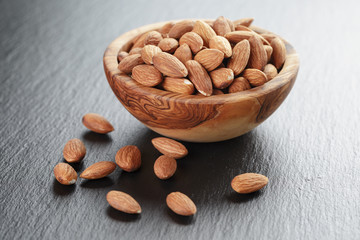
[1,0,359,239]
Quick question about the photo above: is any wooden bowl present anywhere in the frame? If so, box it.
[103,20,299,142]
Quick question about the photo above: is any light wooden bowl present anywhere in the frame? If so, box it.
[103,20,299,142]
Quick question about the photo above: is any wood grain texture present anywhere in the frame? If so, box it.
[1,0,360,239]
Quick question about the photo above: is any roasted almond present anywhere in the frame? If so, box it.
[115,145,141,172]
[192,20,217,47]
[54,163,77,185]
[151,137,188,159]
[242,68,268,87]
[264,45,273,62]
[161,77,195,95]
[166,192,197,216]
[153,52,188,77]
[82,113,114,134]
[263,64,278,80]
[168,20,194,39]
[132,64,163,87]
[231,173,268,193]
[173,44,192,65]
[154,155,177,180]
[213,16,232,36]
[271,37,286,69]
[106,190,141,214]
[209,68,234,89]
[129,47,142,55]
[194,48,224,71]
[118,54,144,74]
[225,31,269,45]
[144,31,163,45]
[117,51,129,62]
[227,40,250,76]
[158,38,179,53]
[63,138,86,163]
[233,18,254,27]
[80,161,116,179]
[248,35,267,70]
[159,22,174,38]
[141,45,162,64]
[179,32,203,54]
[209,35,232,58]
[228,77,251,93]
[185,60,213,96]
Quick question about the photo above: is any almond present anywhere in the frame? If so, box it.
[118,54,144,74]
[80,161,116,179]
[115,145,141,172]
[166,192,197,216]
[194,49,224,71]
[231,173,268,193]
[264,45,273,62]
[106,190,141,214]
[151,137,188,159]
[192,20,217,47]
[129,47,142,55]
[213,16,232,36]
[159,22,174,38]
[209,36,232,58]
[271,37,286,69]
[54,163,77,185]
[179,32,203,54]
[242,68,268,87]
[173,44,192,65]
[263,64,278,80]
[234,25,253,32]
[161,77,195,95]
[212,89,225,95]
[153,52,188,77]
[132,32,149,49]
[132,64,163,87]
[228,77,251,93]
[144,31,163,45]
[82,113,114,134]
[226,18,235,31]
[141,45,162,64]
[227,40,250,76]
[248,35,267,70]
[117,51,129,62]
[233,18,254,27]
[209,68,234,89]
[260,33,278,43]
[168,20,194,39]
[153,155,177,180]
[63,138,86,163]
[158,38,179,53]
[185,60,213,96]
[225,31,270,45]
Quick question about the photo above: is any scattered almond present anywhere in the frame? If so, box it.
[161,77,195,95]
[154,155,177,180]
[63,138,86,163]
[231,173,268,193]
[210,68,234,89]
[248,35,267,70]
[209,36,232,58]
[194,48,224,71]
[227,40,250,76]
[158,38,179,53]
[242,68,268,87]
[263,64,278,81]
[106,190,141,214]
[192,20,217,47]
[179,32,203,54]
[144,31,163,45]
[118,54,144,74]
[153,52,188,77]
[151,137,188,159]
[228,77,251,93]
[166,192,197,216]
[185,60,213,96]
[115,145,141,172]
[132,64,163,87]
[271,37,286,69]
[82,113,114,134]
[141,45,162,64]
[173,44,193,65]
[54,163,77,185]
[80,161,116,179]
[168,20,194,39]
[213,16,232,36]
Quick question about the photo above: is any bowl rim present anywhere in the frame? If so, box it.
[103,19,299,105]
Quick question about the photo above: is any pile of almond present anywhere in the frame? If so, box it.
[118,17,286,96]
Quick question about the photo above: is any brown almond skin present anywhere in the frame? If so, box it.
[209,36,232,58]
[158,38,179,53]
[82,113,114,134]
[227,40,250,76]
[159,22,174,38]
[132,32,149,48]
[141,45,162,64]
[80,161,116,179]
[225,31,270,45]
[144,31,163,45]
[231,173,268,193]
[271,37,286,69]
[153,52,188,78]
[263,64,278,81]
[248,35,268,70]
[179,32,203,54]
[185,60,213,96]
[63,138,86,163]
[213,16,232,37]
[210,68,234,89]
[194,49,224,72]
[233,18,254,27]
[151,137,188,159]
[166,192,197,216]
[173,44,192,65]
[242,69,268,87]
[154,155,177,180]
[106,190,141,214]
[192,20,217,47]
[118,54,144,74]
[161,77,195,95]
[132,64,163,87]
[261,33,278,43]
[117,51,129,62]
[234,25,253,32]
[129,47,142,55]
[212,89,225,95]
[54,163,77,185]
[264,45,273,62]
[168,20,194,39]
[228,77,251,93]
[115,145,141,172]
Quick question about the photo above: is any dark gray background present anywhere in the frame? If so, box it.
[1,0,359,239]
